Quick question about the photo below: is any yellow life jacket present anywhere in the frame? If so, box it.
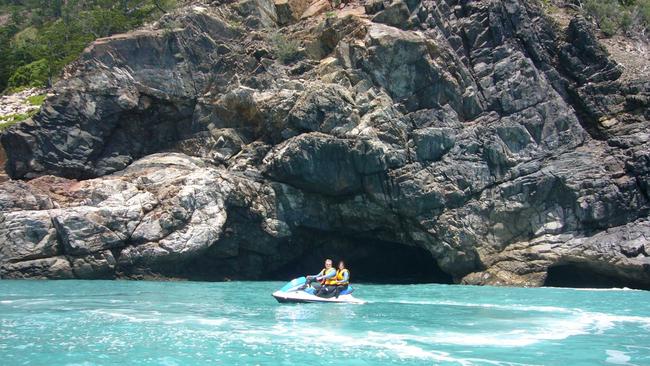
[335,269,349,285]
[321,268,337,285]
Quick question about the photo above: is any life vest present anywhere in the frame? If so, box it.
[335,269,349,285]
[320,268,337,285]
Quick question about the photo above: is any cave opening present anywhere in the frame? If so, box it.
[544,263,650,290]
[269,235,454,284]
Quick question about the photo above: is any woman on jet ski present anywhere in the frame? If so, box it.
[332,261,350,298]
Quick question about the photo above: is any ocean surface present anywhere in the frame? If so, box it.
[1,281,649,365]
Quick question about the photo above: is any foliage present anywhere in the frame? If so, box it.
[13,27,38,45]
[270,32,300,64]
[581,0,650,38]
[7,58,49,89]
[26,93,46,106]
[0,109,37,131]
[0,0,178,92]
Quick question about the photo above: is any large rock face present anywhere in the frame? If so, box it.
[1,0,649,287]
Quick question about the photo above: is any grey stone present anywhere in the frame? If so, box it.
[0,0,649,288]
[372,0,412,30]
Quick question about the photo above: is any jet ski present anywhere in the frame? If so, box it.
[272,277,366,304]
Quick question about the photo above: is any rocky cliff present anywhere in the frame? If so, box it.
[1,0,649,288]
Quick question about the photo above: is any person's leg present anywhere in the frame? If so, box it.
[300,276,313,290]
[315,286,326,297]
[333,286,341,298]
[319,286,338,298]
[334,285,348,298]
[312,282,322,290]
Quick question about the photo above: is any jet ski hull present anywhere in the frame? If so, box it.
[272,291,366,304]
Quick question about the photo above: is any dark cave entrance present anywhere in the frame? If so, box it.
[544,263,650,290]
[269,235,454,284]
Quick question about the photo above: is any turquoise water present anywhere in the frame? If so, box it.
[1,281,650,365]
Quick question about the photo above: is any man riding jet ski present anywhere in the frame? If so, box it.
[272,259,365,304]
[306,258,337,296]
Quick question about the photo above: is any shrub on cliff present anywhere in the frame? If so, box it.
[0,110,37,131]
[581,0,650,37]
[7,59,49,90]
[271,32,300,64]
[27,93,46,106]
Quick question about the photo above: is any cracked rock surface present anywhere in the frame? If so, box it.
[1,0,649,287]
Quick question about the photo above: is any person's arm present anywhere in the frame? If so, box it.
[321,268,336,280]
[307,269,324,279]
[341,270,349,283]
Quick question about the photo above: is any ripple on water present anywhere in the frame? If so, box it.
[0,281,649,365]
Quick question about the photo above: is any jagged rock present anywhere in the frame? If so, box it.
[560,17,623,85]
[274,0,311,25]
[0,211,60,263]
[235,0,279,27]
[53,206,141,255]
[1,256,74,279]
[411,128,455,162]
[352,23,483,118]
[71,250,117,279]
[285,83,358,134]
[372,0,412,30]
[0,145,7,183]
[301,0,331,19]
[1,0,650,288]
[264,133,387,195]
[0,181,54,211]
[365,0,385,15]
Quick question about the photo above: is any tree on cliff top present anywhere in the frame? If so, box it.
[0,0,178,93]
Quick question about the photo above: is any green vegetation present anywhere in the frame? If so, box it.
[0,109,37,130]
[26,93,46,106]
[552,0,650,38]
[584,0,650,37]
[270,32,300,64]
[7,58,48,90]
[0,0,178,93]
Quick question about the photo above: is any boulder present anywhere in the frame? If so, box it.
[274,0,312,25]
[372,0,412,29]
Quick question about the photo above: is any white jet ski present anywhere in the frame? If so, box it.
[272,277,366,304]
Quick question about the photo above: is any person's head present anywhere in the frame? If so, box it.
[324,259,332,268]
[338,260,345,270]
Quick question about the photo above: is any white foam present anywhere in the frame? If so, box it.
[158,357,180,366]
[464,311,650,347]
[235,326,537,364]
[86,309,159,323]
[388,299,574,314]
[316,310,650,349]
[0,300,14,304]
[421,327,583,347]
[605,350,632,365]
[84,309,232,328]
[13,343,34,350]
[581,312,650,333]
[555,287,642,292]
[195,318,227,326]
